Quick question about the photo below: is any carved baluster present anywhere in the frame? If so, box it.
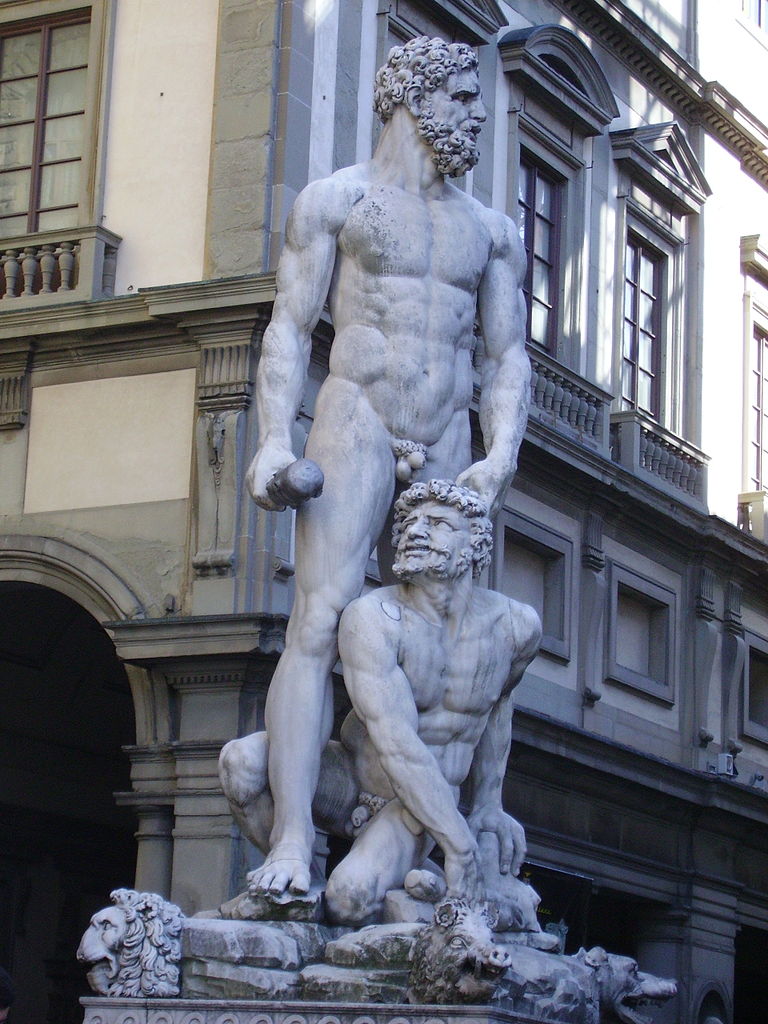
[102,244,117,296]
[529,363,540,405]
[2,250,20,298]
[684,458,696,493]
[560,386,574,426]
[639,430,650,469]
[657,444,671,481]
[593,401,604,440]
[39,244,57,293]
[533,364,547,408]
[57,242,75,291]
[670,452,684,488]
[687,460,699,496]
[649,436,663,473]
[568,387,581,427]
[551,374,564,417]
[575,389,588,429]
[21,246,38,295]
[542,369,556,410]
[584,396,597,435]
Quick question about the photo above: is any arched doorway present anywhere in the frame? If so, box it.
[0,581,137,1024]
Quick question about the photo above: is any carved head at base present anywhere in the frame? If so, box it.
[392,479,492,581]
[76,888,184,998]
[575,947,677,1024]
[407,897,512,1004]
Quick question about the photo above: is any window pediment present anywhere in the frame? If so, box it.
[387,0,506,45]
[499,24,619,136]
[610,122,711,215]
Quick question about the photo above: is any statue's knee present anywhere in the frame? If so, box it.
[291,598,341,659]
[218,735,268,807]
[325,869,377,926]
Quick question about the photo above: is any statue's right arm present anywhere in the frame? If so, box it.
[338,600,482,899]
[247,176,361,509]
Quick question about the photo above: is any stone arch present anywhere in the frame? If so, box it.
[695,984,731,1024]
[0,575,139,1021]
[0,533,149,622]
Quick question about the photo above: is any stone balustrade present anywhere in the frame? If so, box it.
[528,348,611,450]
[610,410,708,508]
[0,225,121,303]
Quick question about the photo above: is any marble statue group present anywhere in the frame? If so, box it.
[79,36,678,1021]
[221,33,533,914]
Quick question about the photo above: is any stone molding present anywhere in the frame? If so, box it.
[741,234,768,286]
[499,24,619,136]
[581,512,605,571]
[0,533,147,621]
[81,999,544,1024]
[105,614,288,662]
[555,0,768,186]
[0,343,31,430]
[385,0,507,44]
[610,122,711,215]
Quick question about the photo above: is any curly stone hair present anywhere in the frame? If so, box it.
[373,35,478,123]
[392,479,493,578]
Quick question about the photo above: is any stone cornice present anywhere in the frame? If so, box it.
[554,0,768,186]
[105,612,288,662]
[742,234,768,285]
[514,707,768,830]
[0,273,277,342]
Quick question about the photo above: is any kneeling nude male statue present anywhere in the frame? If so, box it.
[240,33,530,896]
[220,480,541,925]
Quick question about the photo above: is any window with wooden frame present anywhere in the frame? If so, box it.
[748,325,768,492]
[0,13,90,238]
[518,155,562,352]
[621,236,663,418]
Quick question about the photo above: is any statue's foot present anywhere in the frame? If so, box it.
[247,841,311,896]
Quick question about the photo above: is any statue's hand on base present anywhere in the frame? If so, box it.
[467,807,526,877]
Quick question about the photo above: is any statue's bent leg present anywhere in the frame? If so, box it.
[253,395,394,894]
[325,800,433,925]
[219,732,272,855]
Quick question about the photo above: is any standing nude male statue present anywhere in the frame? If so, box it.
[244,36,530,895]
[220,480,542,928]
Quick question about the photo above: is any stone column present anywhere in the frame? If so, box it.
[165,659,270,914]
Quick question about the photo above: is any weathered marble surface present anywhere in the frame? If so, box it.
[77,892,676,1022]
[80,1001,549,1024]
[233,33,531,896]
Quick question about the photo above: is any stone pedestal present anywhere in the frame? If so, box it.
[80,1000,549,1024]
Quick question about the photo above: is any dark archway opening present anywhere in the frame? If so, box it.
[0,582,137,1024]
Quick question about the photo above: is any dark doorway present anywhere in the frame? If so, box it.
[0,582,137,1024]
[734,924,768,1024]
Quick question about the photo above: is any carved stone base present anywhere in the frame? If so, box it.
[80,999,553,1024]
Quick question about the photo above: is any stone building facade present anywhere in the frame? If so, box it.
[0,2,767,1022]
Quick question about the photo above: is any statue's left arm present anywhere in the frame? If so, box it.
[456,210,530,516]
[466,602,542,876]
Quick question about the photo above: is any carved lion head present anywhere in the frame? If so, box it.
[76,888,184,998]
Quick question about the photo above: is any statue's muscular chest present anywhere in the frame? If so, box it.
[397,610,508,716]
[339,186,490,290]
